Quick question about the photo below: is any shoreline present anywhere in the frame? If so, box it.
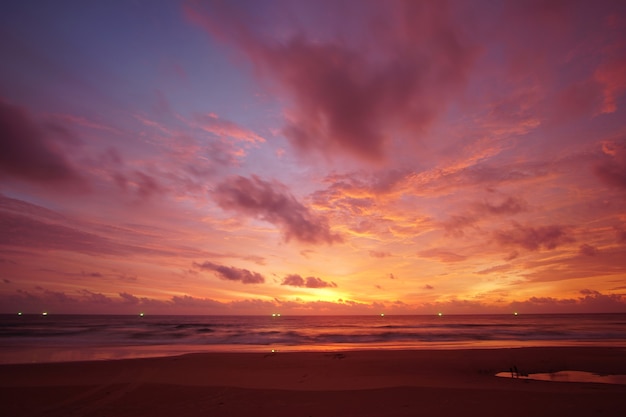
[1,346,625,416]
[3,339,626,366]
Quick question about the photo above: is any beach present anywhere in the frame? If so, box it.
[1,347,625,417]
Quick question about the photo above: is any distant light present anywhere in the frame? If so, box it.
[514,312,518,316]
[271,349,276,353]
[438,312,443,317]
[380,313,385,317]
[272,313,281,317]
[139,312,144,317]
[42,312,48,316]
[17,312,22,316]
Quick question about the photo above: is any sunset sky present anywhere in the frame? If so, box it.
[1,0,626,315]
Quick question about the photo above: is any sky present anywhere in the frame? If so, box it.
[1,0,626,315]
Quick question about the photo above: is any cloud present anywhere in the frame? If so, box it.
[194,113,265,143]
[418,248,467,263]
[119,292,140,304]
[194,261,265,284]
[369,250,391,258]
[0,99,81,183]
[441,215,478,237]
[579,244,599,257]
[186,0,477,163]
[0,209,116,255]
[441,196,528,237]
[281,274,337,288]
[509,290,626,314]
[594,139,626,189]
[213,175,342,245]
[475,264,513,275]
[594,53,626,114]
[476,196,528,215]
[0,195,200,258]
[494,223,574,251]
[114,170,166,199]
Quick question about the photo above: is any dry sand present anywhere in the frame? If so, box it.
[1,347,625,416]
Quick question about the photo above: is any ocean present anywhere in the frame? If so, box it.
[1,313,625,364]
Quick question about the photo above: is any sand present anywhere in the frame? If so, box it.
[1,347,625,417]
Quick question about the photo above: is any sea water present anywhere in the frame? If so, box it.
[1,313,625,364]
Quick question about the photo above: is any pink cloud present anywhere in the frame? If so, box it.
[0,99,82,183]
[213,175,342,245]
[185,0,477,163]
[281,274,337,289]
[51,113,123,135]
[194,113,265,143]
[193,261,265,284]
[114,170,166,199]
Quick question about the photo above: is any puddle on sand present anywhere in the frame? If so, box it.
[496,370,626,385]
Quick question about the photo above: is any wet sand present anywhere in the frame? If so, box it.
[1,347,625,416]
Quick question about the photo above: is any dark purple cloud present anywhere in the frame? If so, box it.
[495,223,574,251]
[213,175,342,245]
[281,274,337,288]
[119,292,140,304]
[509,290,626,314]
[194,261,265,284]
[0,99,81,183]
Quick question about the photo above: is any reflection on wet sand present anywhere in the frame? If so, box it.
[496,370,626,384]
